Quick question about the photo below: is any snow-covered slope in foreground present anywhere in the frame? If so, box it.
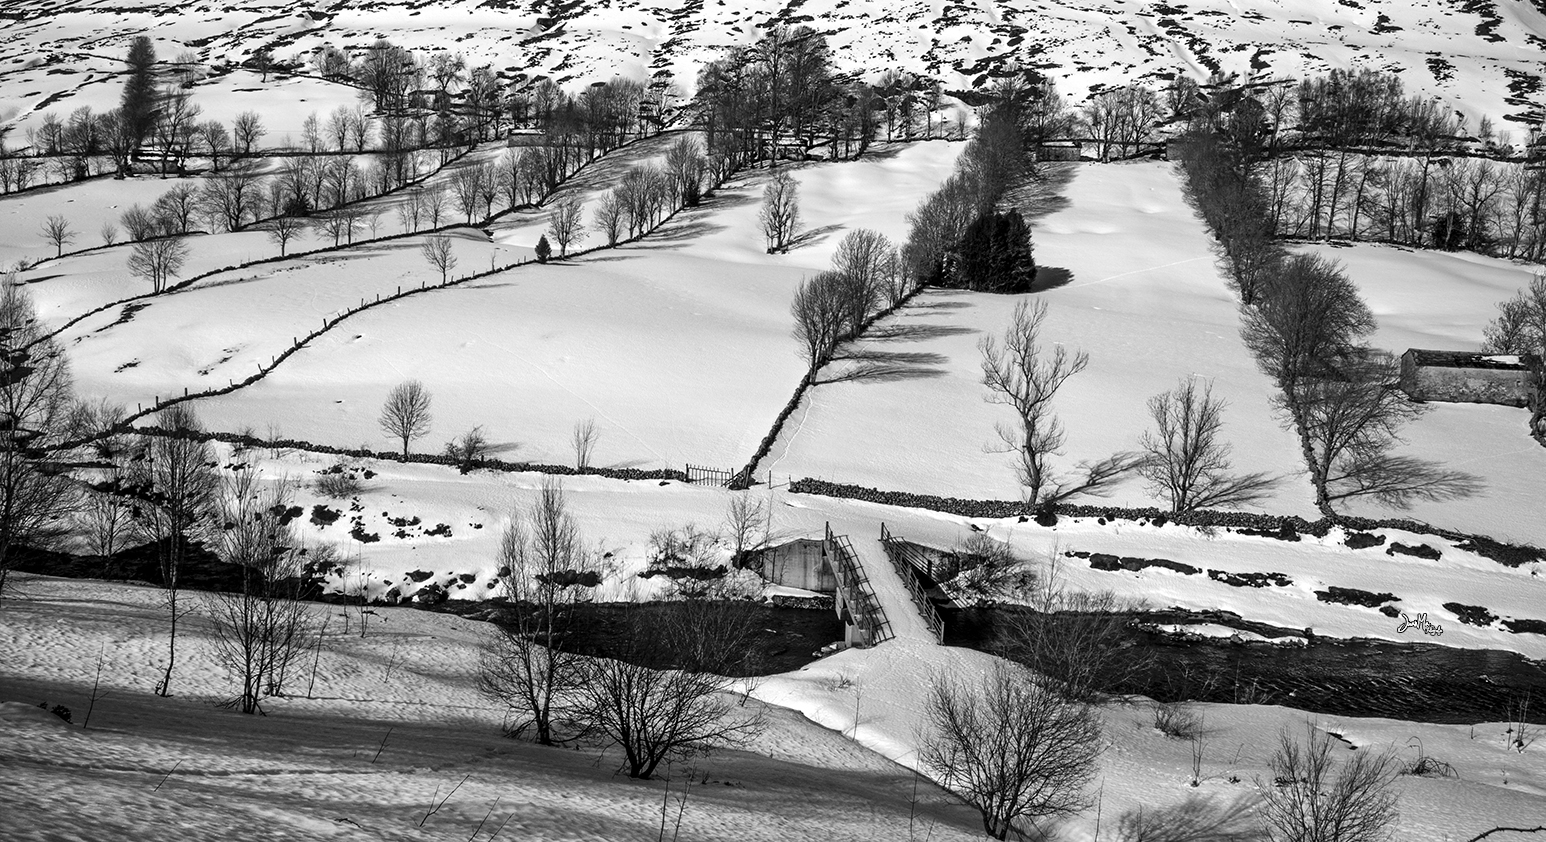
[3,575,1545,841]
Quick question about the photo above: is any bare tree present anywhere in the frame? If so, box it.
[424,184,448,227]
[981,299,1138,507]
[722,492,772,568]
[576,605,764,779]
[153,184,200,235]
[477,478,598,744]
[129,404,218,696]
[99,221,118,247]
[938,532,1038,606]
[200,160,265,231]
[379,380,432,456]
[921,663,1102,840]
[0,279,79,606]
[121,204,160,241]
[78,471,134,563]
[759,170,801,252]
[199,120,231,171]
[664,136,707,207]
[570,418,599,470]
[397,186,426,233]
[266,215,305,257]
[127,237,191,294]
[1257,723,1399,842]
[1482,271,1546,439]
[203,471,312,713]
[995,546,1148,703]
[452,162,486,223]
[1295,353,1481,510]
[546,194,585,257]
[421,234,457,284]
[40,215,74,258]
[1139,378,1279,513]
[790,271,848,373]
[232,111,265,156]
[592,190,624,246]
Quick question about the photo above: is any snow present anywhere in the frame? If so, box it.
[182,141,962,467]
[0,577,988,842]
[3,0,1543,145]
[768,160,1317,518]
[4,573,1543,841]
[3,4,1546,837]
[1295,242,1546,546]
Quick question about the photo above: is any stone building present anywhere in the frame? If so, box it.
[1398,349,1540,407]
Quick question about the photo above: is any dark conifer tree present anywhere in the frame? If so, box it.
[535,234,552,264]
[952,209,1037,293]
[121,36,159,153]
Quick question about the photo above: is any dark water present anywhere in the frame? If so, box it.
[943,605,1546,725]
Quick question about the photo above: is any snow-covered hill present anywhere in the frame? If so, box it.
[3,0,1544,143]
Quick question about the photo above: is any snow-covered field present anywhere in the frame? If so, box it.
[2,0,1543,139]
[767,160,1319,518]
[1294,242,1546,544]
[3,572,1544,841]
[4,3,1546,838]
[98,447,1543,663]
[189,141,962,467]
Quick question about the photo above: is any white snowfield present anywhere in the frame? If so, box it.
[2,571,1544,842]
[768,160,1320,519]
[2,0,1543,141]
[3,3,1546,835]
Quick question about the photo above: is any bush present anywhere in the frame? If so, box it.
[38,702,71,723]
[1153,702,1204,739]
[314,461,364,498]
[444,425,489,468]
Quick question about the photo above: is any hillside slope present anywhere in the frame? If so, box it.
[2,0,1543,142]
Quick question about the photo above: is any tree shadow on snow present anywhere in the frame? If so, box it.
[1010,161,1077,224]
[1031,266,1074,292]
[784,223,843,251]
[866,321,976,342]
[816,347,949,384]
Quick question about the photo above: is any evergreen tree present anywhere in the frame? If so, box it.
[952,209,1037,293]
[535,234,552,264]
[121,36,159,152]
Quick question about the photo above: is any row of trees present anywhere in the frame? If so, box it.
[1177,116,1483,514]
[695,26,961,171]
[901,85,1045,289]
[1261,150,1546,258]
[790,228,906,373]
[781,82,1046,372]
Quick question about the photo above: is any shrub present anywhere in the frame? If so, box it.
[314,461,364,498]
[444,425,489,468]
[1153,702,1204,739]
[38,702,71,723]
